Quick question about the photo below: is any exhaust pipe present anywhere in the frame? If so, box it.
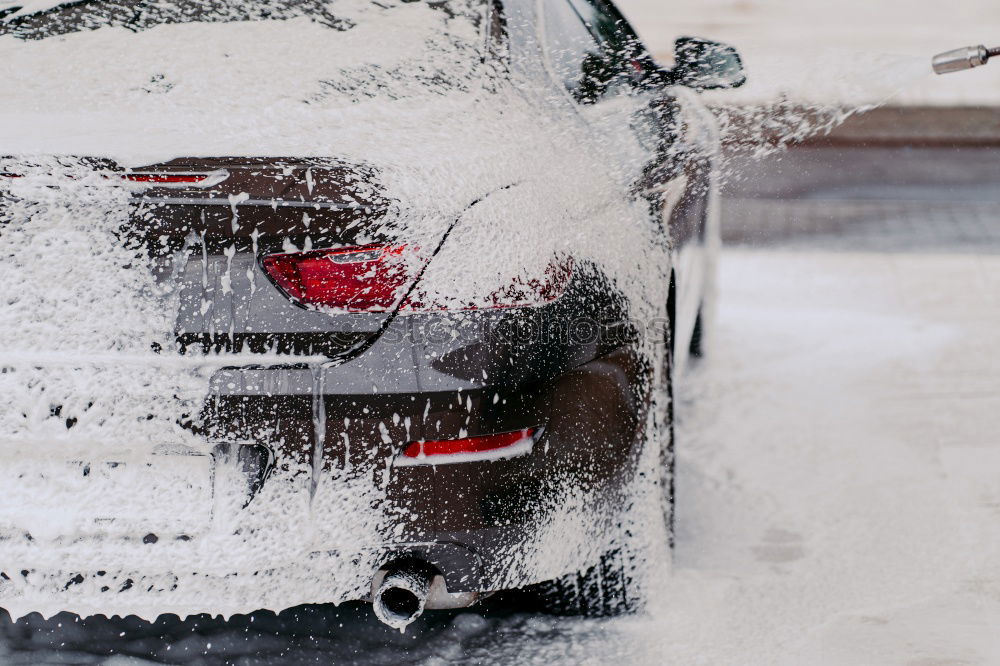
[933,45,1000,75]
[371,562,434,631]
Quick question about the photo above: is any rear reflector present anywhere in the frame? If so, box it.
[262,245,418,313]
[396,428,538,466]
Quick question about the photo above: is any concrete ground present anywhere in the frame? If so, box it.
[3,146,999,664]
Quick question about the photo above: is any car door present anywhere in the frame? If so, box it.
[538,0,714,367]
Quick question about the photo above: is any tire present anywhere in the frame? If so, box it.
[689,307,704,358]
[663,280,678,544]
[528,324,676,618]
[662,331,676,549]
[527,547,638,617]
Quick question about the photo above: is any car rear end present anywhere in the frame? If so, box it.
[0,158,650,618]
[0,0,657,621]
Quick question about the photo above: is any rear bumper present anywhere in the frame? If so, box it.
[0,343,651,618]
[0,537,481,619]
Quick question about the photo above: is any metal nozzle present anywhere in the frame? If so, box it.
[933,45,1000,75]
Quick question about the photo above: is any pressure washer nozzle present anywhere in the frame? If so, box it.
[933,45,1000,75]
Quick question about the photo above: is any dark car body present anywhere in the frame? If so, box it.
[0,0,731,620]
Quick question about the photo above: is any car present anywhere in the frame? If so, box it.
[0,0,742,628]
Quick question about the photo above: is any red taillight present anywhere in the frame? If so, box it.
[262,244,418,313]
[122,173,212,184]
[262,244,573,313]
[398,428,538,466]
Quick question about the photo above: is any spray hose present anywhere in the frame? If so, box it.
[933,45,1000,75]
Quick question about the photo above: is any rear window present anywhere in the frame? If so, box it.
[0,0,486,111]
[0,0,453,39]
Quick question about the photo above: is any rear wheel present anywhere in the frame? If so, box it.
[663,278,677,544]
[527,547,637,617]
[661,325,676,549]
[528,323,676,618]
[689,307,705,358]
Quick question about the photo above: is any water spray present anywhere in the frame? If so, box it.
[932,45,1000,75]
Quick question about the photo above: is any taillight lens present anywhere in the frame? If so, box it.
[397,428,538,466]
[261,245,573,313]
[262,245,418,313]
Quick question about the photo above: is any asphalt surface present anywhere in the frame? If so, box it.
[2,145,999,664]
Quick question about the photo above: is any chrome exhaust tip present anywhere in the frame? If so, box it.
[371,563,434,631]
[370,559,481,630]
[933,45,1000,75]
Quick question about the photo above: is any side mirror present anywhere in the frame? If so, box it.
[667,37,746,90]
